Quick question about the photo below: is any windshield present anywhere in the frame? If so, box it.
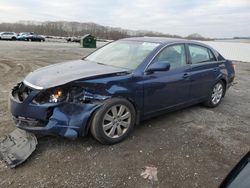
[85,40,160,70]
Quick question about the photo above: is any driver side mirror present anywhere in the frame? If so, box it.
[146,61,170,74]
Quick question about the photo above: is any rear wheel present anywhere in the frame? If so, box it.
[203,81,225,107]
[90,98,136,144]
[11,37,16,41]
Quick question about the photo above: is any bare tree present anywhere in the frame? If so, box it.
[0,21,189,40]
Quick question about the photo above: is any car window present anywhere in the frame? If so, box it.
[152,44,187,70]
[86,41,160,70]
[189,45,215,64]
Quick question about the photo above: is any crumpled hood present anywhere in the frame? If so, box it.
[23,60,127,90]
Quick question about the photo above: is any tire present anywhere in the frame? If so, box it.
[90,98,136,144]
[203,81,225,108]
[11,37,16,41]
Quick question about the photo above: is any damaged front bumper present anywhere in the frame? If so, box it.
[9,83,101,139]
[1,83,102,168]
[14,103,100,139]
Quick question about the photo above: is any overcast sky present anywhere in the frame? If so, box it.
[0,0,249,38]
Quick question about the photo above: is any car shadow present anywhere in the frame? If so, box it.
[18,104,207,168]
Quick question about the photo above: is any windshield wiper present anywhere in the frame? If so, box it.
[84,59,104,65]
[85,59,132,71]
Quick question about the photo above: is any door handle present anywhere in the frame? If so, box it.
[183,73,189,78]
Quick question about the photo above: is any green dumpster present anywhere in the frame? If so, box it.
[80,34,96,48]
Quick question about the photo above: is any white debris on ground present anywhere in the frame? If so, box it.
[141,165,158,182]
[86,146,92,152]
[0,160,7,171]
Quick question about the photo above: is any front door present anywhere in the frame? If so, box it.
[143,44,191,115]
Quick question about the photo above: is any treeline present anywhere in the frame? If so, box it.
[0,21,182,40]
[0,21,212,40]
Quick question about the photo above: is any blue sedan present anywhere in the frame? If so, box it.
[10,37,235,144]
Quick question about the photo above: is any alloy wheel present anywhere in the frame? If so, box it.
[211,82,223,105]
[102,104,131,138]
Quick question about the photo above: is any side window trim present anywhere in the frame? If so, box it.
[144,43,188,72]
[207,48,217,62]
[184,43,192,64]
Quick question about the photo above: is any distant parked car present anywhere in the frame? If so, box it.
[0,32,17,40]
[17,33,45,42]
[16,32,34,40]
[27,34,45,42]
[66,36,80,42]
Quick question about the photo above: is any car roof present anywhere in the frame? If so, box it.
[121,37,207,46]
[1,32,15,34]
[120,37,222,59]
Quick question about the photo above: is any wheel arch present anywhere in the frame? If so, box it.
[215,73,227,97]
[121,96,141,125]
[83,95,140,137]
[220,78,227,96]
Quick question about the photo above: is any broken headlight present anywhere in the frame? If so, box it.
[49,89,65,103]
[33,87,86,104]
[33,87,69,104]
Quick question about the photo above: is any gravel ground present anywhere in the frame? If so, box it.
[0,41,249,188]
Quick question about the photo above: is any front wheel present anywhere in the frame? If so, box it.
[90,98,136,144]
[203,81,225,107]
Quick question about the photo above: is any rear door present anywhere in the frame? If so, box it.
[188,44,221,100]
